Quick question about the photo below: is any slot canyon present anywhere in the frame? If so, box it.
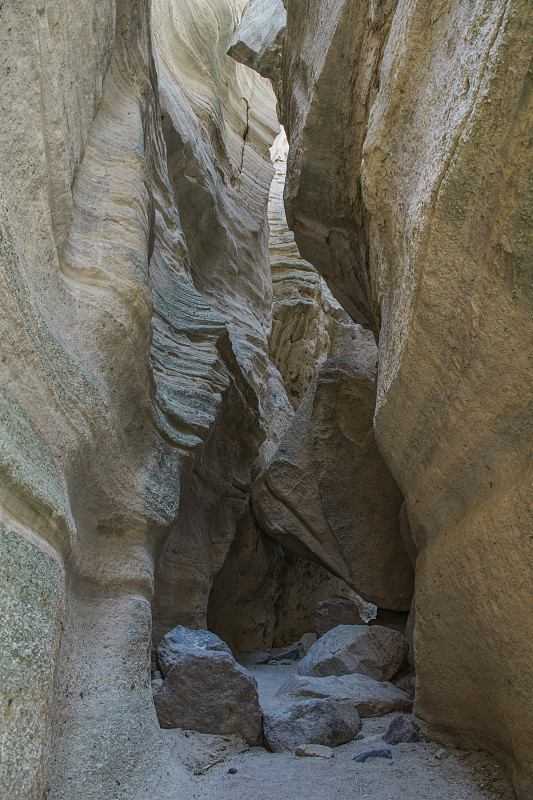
[0,1,531,799]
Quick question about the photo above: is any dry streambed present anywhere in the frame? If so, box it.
[156,654,515,800]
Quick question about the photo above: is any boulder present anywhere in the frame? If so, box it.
[263,698,361,752]
[157,625,232,677]
[296,633,317,656]
[154,650,263,745]
[316,596,365,638]
[298,624,408,681]
[227,0,286,82]
[383,716,422,745]
[276,673,413,718]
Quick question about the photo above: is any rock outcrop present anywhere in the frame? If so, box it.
[252,348,414,610]
[230,1,533,796]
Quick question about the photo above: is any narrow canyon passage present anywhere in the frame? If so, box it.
[0,2,531,800]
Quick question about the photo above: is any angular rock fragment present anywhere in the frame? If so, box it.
[353,748,392,763]
[227,0,286,82]
[296,633,317,656]
[295,744,334,758]
[276,673,413,718]
[263,698,361,752]
[154,650,263,745]
[157,625,232,677]
[298,624,408,681]
[316,596,365,638]
[383,716,422,745]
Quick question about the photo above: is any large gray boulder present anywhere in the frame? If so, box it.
[315,596,365,638]
[154,649,263,745]
[263,698,361,752]
[298,624,408,681]
[157,625,232,677]
[276,673,413,718]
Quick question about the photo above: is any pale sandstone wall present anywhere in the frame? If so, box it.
[230,1,533,797]
[0,0,278,797]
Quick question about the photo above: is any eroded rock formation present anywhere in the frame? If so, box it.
[230,1,533,797]
[1,0,531,797]
[0,0,278,796]
[252,338,414,611]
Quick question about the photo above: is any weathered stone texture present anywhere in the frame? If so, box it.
[252,349,414,610]
[0,0,278,796]
[263,698,361,752]
[154,648,263,744]
[277,673,413,719]
[239,0,533,795]
[298,624,408,682]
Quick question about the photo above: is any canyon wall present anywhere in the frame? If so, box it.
[1,0,531,798]
[230,1,533,797]
[0,0,279,797]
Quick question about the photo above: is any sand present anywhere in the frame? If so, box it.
[159,662,516,800]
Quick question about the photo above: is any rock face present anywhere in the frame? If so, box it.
[252,350,414,610]
[315,596,365,638]
[263,698,361,752]
[207,131,377,654]
[207,506,371,652]
[250,145,415,613]
[154,648,263,745]
[0,0,278,796]
[231,1,533,797]
[298,624,408,681]
[277,673,413,718]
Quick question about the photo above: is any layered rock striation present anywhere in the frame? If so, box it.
[0,0,278,797]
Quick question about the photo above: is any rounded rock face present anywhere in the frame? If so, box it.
[263,698,361,752]
[297,624,409,681]
[154,649,263,746]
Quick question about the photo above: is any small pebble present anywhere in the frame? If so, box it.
[353,747,392,763]
[355,732,365,741]
[228,768,238,774]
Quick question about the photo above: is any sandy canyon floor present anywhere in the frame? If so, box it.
[156,662,516,800]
